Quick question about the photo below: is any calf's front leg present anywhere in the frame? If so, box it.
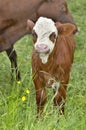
[34,79,47,115]
[36,88,47,115]
[53,84,66,114]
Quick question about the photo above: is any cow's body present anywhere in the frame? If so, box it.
[27,17,76,115]
[0,0,77,81]
[0,0,47,51]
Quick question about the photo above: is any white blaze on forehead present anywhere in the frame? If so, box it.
[33,17,58,38]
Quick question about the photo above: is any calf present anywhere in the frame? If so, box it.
[27,17,76,115]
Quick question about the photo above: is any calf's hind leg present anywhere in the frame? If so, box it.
[6,46,21,81]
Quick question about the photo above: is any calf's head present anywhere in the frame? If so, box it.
[27,17,75,63]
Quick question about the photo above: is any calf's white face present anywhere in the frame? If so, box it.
[33,17,58,64]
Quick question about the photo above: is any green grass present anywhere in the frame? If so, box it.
[0,0,86,130]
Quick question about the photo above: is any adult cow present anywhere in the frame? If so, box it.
[0,0,77,81]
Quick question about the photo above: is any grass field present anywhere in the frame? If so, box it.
[0,0,86,130]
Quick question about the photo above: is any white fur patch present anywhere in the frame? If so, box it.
[33,17,58,64]
[40,53,49,64]
[52,82,60,91]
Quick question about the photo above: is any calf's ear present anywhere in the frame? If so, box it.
[27,19,35,33]
[55,22,76,36]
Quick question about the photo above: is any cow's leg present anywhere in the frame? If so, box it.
[53,85,66,114]
[34,79,47,116]
[32,77,47,116]
[6,47,21,81]
[36,88,47,115]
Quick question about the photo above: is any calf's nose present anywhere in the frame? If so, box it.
[35,44,50,53]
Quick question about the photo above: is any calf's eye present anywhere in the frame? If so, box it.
[32,31,37,43]
[32,33,37,39]
[49,32,57,43]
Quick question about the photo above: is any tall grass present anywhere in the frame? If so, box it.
[0,0,86,130]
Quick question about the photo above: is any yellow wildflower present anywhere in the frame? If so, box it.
[22,96,26,101]
[26,89,30,94]
[17,81,21,84]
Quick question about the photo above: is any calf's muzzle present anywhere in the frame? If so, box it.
[35,44,50,54]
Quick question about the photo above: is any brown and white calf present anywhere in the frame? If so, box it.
[27,17,76,114]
